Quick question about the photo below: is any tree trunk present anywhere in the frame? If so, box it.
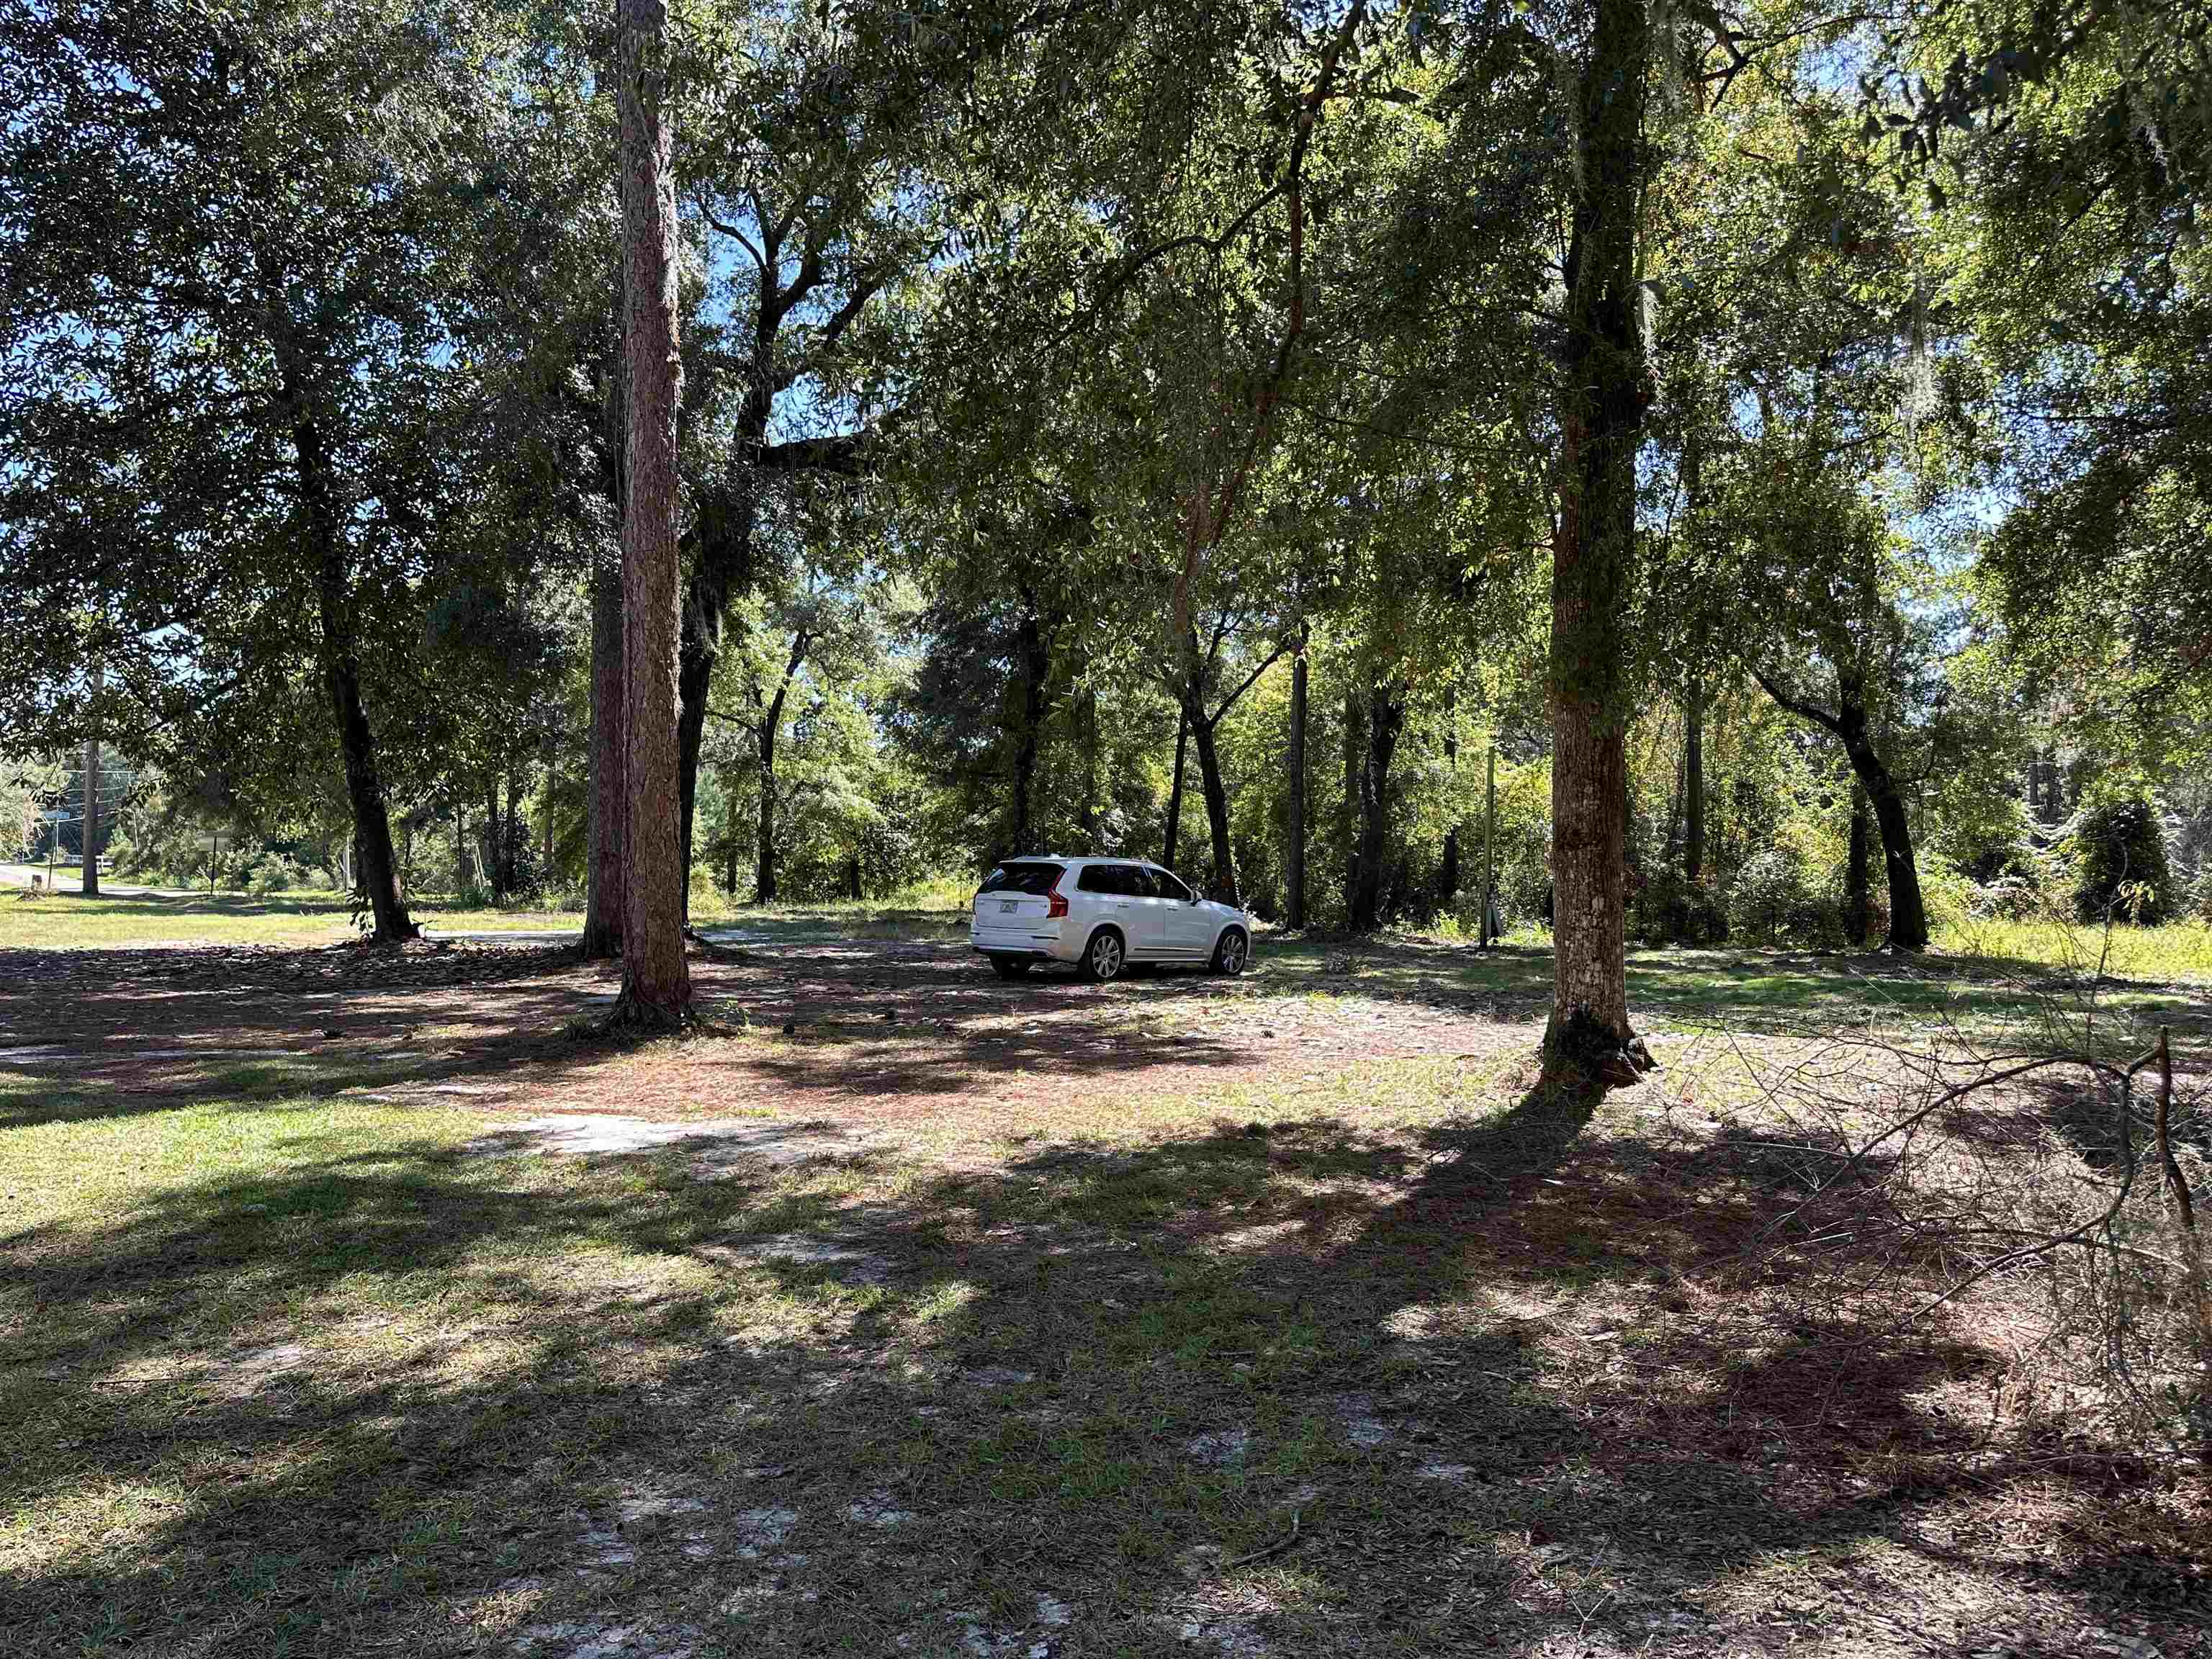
[1014,598,1046,855]
[844,852,862,902]
[755,720,777,903]
[1350,683,1404,932]
[1845,781,1872,944]
[1188,709,1238,907]
[676,478,760,921]
[289,403,415,941]
[583,543,626,956]
[1162,706,1188,871]
[581,321,627,960]
[615,0,690,1021]
[1544,0,1649,1079]
[1833,689,1928,950]
[1684,675,1705,881]
[80,666,101,897]
[1286,645,1307,930]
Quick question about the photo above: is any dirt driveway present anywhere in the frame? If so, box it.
[0,933,1539,1146]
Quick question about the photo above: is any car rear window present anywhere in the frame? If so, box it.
[979,862,1063,896]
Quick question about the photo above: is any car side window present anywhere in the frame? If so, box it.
[1125,866,1160,898]
[1155,870,1194,903]
[1076,864,1117,894]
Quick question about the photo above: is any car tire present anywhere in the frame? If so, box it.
[1078,927,1127,983]
[1210,927,1249,976]
[989,956,1030,981]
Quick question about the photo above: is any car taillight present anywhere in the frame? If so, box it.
[1046,871,1068,919]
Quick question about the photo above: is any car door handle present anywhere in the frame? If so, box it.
[1114,902,1130,909]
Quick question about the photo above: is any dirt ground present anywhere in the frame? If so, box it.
[4,932,2209,1659]
[0,933,1537,1138]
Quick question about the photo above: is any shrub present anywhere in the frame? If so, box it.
[243,854,310,895]
[1631,865,1728,945]
[1728,848,1845,945]
[2069,779,2174,923]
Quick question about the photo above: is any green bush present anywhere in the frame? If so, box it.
[1728,848,1845,945]
[1630,865,1729,945]
[2069,780,2174,923]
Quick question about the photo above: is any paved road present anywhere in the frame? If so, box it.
[0,863,210,899]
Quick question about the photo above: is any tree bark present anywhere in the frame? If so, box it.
[1836,698,1928,950]
[1350,683,1404,932]
[1188,707,1238,907]
[79,665,101,897]
[1162,706,1188,871]
[1845,779,1871,945]
[754,718,777,903]
[614,0,690,1021]
[1286,644,1307,930]
[582,316,628,960]
[1544,0,1650,1079]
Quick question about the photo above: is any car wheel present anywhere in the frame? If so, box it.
[989,956,1030,981]
[1210,927,1249,976]
[1078,927,1126,983]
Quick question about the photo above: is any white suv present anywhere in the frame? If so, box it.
[969,856,1253,982]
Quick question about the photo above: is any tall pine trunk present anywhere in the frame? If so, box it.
[1545,0,1650,1079]
[1439,719,1460,903]
[614,0,690,1021]
[1286,646,1307,930]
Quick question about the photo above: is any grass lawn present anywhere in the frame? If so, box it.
[2,899,2208,1656]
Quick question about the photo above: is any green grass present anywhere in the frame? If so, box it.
[4,907,2208,1655]
[1931,912,2212,980]
[7,1066,2202,1657]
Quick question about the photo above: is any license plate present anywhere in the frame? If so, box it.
[999,900,1017,914]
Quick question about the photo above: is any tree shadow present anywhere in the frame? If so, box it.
[7,1082,2203,1658]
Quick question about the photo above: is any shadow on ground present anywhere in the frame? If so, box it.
[4,1076,2203,1658]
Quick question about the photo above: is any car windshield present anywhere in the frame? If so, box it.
[979,862,1063,896]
